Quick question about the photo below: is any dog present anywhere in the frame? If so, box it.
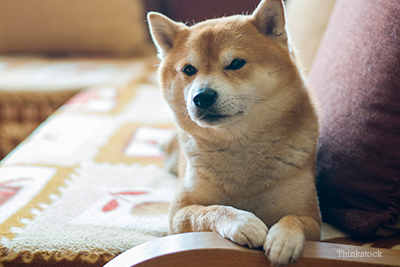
[147,0,321,265]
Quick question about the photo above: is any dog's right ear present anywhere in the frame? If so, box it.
[147,12,187,59]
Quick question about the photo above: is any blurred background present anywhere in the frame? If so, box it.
[0,0,335,160]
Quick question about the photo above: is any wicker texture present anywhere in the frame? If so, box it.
[0,90,78,160]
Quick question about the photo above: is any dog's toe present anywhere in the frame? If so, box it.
[264,223,305,266]
[217,210,268,249]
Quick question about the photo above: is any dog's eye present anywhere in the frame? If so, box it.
[182,65,197,76]
[226,58,246,70]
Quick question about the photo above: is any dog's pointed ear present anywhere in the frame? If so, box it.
[147,12,187,59]
[251,0,288,44]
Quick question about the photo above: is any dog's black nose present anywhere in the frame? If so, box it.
[193,88,217,109]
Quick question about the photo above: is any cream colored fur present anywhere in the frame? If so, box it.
[148,0,321,266]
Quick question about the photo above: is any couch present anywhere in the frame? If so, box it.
[0,0,399,266]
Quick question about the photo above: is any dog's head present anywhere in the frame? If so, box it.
[148,0,301,132]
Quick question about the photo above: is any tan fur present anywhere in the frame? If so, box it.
[148,0,321,266]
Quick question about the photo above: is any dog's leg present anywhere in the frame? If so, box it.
[162,131,179,176]
[170,205,268,249]
[264,215,320,266]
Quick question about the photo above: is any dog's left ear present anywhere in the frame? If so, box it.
[251,0,288,45]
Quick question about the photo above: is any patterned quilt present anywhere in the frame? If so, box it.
[0,56,398,267]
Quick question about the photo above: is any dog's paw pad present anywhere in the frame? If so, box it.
[217,210,268,249]
[264,224,305,266]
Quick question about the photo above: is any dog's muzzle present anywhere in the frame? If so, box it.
[189,87,244,127]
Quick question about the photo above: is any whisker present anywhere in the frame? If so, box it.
[235,92,291,104]
[227,128,243,149]
[233,34,243,41]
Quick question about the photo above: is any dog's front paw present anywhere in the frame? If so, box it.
[264,223,305,266]
[216,209,268,249]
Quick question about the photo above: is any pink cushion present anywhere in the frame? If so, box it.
[309,0,400,237]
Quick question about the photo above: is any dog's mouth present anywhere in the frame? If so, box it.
[202,113,230,122]
[197,111,244,127]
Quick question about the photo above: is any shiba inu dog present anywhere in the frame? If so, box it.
[147,0,321,265]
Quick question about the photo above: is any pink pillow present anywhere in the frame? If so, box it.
[309,0,400,237]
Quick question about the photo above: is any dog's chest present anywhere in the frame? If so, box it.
[183,154,293,226]
[186,142,287,197]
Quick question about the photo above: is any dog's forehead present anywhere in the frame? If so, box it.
[183,16,251,59]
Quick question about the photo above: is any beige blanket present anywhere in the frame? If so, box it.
[0,56,398,267]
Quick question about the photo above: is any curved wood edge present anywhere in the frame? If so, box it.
[104,232,400,267]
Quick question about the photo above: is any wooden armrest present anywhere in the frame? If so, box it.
[104,232,400,267]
